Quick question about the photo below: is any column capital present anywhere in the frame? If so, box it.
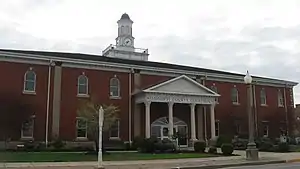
[190,103,196,109]
[168,102,174,107]
[144,101,151,107]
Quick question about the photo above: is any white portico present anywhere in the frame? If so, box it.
[134,75,220,144]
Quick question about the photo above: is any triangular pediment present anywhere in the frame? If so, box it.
[143,75,220,96]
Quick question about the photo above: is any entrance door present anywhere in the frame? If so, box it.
[177,125,188,147]
[161,126,177,141]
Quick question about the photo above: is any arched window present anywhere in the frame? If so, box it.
[260,88,267,105]
[278,89,284,107]
[110,77,120,97]
[77,75,88,95]
[231,87,239,104]
[210,85,219,103]
[24,70,36,93]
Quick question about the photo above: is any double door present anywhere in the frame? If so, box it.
[159,125,188,147]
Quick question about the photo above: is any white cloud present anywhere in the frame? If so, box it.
[0,0,299,104]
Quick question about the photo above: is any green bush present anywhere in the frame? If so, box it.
[216,136,232,147]
[132,136,144,150]
[221,143,234,156]
[276,142,289,152]
[51,138,65,149]
[194,141,206,153]
[259,141,274,152]
[208,147,217,154]
[138,137,176,153]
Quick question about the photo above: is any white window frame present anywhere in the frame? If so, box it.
[23,69,36,94]
[77,75,89,96]
[109,119,120,140]
[109,77,120,98]
[76,117,88,139]
[278,89,284,107]
[21,117,34,139]
[260,88,267,106]
[231,86,239,104]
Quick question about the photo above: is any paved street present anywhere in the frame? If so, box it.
[223,162,300,169]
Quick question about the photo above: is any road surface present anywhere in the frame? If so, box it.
[223,162,300,169]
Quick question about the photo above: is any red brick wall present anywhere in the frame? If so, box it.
[0,61,49,141]
[60,67,129,141]
[140,74,171,89]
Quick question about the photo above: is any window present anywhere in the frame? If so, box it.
[23,70,36,93]
[109,119,120,139]
[76,117,88,138]
[215,121,220,137]
[110,77,120,97]
[231,87,239,104]
[235,124,241,135]
[77,75,88,95]
[263,124,269,137]
[260,88,267,105]
[278,89,284,107]
[210,85,219,103]
[21,117,34,138]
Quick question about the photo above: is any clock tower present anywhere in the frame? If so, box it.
[116,13,135,51]
[102,13,149,61]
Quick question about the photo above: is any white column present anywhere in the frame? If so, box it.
[145,101,151,138]
[190,103,197,140]
[210,104,216,138]
[168,102,174,137]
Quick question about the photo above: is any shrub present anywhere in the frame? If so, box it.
[23,140,35,151]
[208,147,217,154]
[216,136,232,147]
[194,141,206,153]
[221,143,234,156]
[276,142,289,152]
[132,136,144,150]
[259,141,274,152]
[51,138,65,149]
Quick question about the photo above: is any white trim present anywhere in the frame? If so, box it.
[23,69,37,94]
[77,74,89,95]
[76,117,88,139]
[0,51,297,87]
[109,119,120,139]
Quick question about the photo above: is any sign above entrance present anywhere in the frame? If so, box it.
[141,93,216,104]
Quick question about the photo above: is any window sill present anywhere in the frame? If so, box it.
[261,104,268,107]
[109,137,121,141]
[232,102,240,105]
[77,94,90,98]
[110,96,121,100]
[278,105,284,108]
[20,137,34,141]
[75,137,88,141]
[22,91,36,95]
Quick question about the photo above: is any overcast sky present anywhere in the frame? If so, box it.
[1,0,299,104]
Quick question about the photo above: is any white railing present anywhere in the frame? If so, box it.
[102,44,148,55]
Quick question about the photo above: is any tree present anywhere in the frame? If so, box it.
[77,97,120,152]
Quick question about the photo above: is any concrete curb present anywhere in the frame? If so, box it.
[170,160,286,169]
[286,158,300,163]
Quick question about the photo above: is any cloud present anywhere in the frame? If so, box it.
[0,0,299,104]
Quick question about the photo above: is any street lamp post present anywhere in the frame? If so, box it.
[244,71,259,161]
[97,106,105,169]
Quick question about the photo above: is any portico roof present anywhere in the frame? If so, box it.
[134,75,220,104]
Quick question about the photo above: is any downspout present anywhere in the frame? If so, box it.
[45,60,53,147]
[128,68,133,144]
[283,84,289,136]
[252,82,258,137]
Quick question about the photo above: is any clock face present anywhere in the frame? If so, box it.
[124,38,132,46]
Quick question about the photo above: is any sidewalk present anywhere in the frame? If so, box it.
[0,150,299,169]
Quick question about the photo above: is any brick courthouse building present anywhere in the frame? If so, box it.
[0,14,298,148]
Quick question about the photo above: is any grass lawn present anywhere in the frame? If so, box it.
[0,152,219,162]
